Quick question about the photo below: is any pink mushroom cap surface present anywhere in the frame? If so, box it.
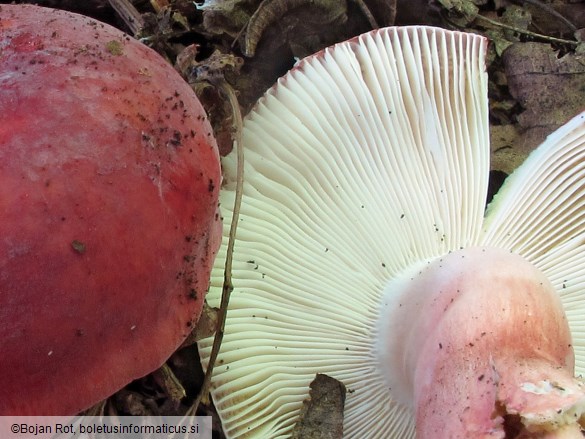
[0,4,221,415]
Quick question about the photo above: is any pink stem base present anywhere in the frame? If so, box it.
[382,247,585,438]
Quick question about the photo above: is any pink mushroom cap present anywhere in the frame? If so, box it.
[0,4,221,415]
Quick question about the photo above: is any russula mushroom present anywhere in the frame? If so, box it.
[198,26,585,437]
[0,4,221,414]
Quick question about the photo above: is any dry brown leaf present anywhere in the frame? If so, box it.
[150,0,170,13]
[152,364,187,405]
[244,0,348,57]
[524,0,583,38]
[290,374,346,439]
[362,0,397,27]
[490,124,522,173]
[181,302,220,347]
[500,4,531,40]
[197,0,254,39]
[175,49,244,156]
[502,42,585,156]
[436,0,479,26]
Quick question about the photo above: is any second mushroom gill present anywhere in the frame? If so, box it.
[198,26,585,438]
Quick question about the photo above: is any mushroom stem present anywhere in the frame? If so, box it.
[377,247,585,437]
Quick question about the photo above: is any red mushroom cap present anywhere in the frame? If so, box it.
[0,4,221,415]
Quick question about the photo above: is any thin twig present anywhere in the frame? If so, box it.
[350,0,378,29]
[189,79,244,414]
[476,14,578,46]
[232,21,248,51]
[517,0,577,33]
[107,0,145,36]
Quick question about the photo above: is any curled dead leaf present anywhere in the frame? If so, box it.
[490,124,522,174]
[176,49,244,156]
[291,374,347,439]
[244,0,348,57]
[503,41,585,155]
[181,302,219,348]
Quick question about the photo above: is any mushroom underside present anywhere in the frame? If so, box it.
[198,23,585,439]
